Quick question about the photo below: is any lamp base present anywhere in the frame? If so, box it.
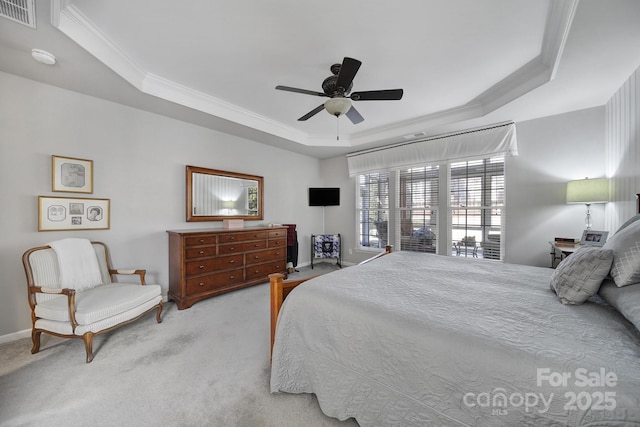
[223,219,244,229]
[584,203,592,229]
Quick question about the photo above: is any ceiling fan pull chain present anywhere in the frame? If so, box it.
[336,117,340,141]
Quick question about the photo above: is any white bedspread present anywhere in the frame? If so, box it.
[270,252,640,426]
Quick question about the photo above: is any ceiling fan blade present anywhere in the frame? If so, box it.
[350,89,404,101]
[346,106,364,124]
[276,85,327,97]
[335,57,362,93]
[298,104,326,121]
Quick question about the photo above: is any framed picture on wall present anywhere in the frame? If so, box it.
[51,155,93,193]
[38,196,110,231]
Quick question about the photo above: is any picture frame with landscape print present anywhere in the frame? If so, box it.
[52,155,93,193]
[38,196,110,231]
[580,229,608,246]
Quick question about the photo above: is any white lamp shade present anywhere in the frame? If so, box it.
[566,178,609,204]
[324,98,352,116]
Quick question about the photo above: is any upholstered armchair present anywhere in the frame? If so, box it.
[22,239,163,363]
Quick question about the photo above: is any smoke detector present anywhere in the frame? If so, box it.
[31,49,56,65]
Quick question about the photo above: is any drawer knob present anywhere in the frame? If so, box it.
[199,282,205,287]
[276,252,280,255]
[229,259,235,264]
[199,265,205,269]
[254,256,260,259]
[199,239,204,243]
[229,275,235,279]
[229,247,235,251]
[199,250,204,254]
[229,237,235,241]
[255,270,260,274]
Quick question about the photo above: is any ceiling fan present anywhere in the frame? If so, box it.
[275,57,403,124]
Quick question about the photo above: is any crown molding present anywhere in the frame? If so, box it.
[52,0,578,150]
[52,2,310,145]
[142,73,309,144]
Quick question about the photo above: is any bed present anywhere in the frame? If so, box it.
[269,204,640,426]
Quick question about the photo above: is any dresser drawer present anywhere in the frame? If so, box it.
[218,241,266,254]
[184,236,216,247]
[185,268,244,294]
[246,260,286,281]
[245,248,286,266]
[218,231,267,243]
[185,246,216,260]
[268,238,286,248]
[268,229,287,239]
[185,254,243,276]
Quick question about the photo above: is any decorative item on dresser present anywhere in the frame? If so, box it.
[167,226,287,309]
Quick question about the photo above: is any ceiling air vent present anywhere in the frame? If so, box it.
[0,0,36,28]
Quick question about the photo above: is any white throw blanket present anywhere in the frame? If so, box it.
[48,238,103,291]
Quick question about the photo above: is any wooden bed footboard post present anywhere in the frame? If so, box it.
[269,273,285,360]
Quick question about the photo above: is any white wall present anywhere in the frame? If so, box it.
[606,67,640,231]
[0,71,326,338]
[320,107,607,267]
[506,107,606,266]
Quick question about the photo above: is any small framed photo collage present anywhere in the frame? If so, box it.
[38,156,110,231]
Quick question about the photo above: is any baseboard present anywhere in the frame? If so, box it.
[0,329,30,345]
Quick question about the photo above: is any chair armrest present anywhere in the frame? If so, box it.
[30,285,75,296]
[109,269,146,284]
[29,286,79,331]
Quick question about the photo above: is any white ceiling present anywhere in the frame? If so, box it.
[1,0,640,158]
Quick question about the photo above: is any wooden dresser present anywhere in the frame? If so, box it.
[167,226,287,309]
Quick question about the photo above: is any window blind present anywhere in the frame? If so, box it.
[357,172,390,249]
[347,122,517,177]
[450,157,504,259]
[397,166,439,253]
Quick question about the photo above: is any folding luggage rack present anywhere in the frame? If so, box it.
[311,234,342,269]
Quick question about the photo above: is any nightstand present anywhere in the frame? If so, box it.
[549,241,580,268]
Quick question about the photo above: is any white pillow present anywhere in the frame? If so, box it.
[598,280,640,332]
[550,246,613,305]
[603,219,640,287]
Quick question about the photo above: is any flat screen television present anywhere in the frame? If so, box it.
[308,187,340,206]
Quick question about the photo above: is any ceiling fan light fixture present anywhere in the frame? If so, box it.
[324,98,351,117]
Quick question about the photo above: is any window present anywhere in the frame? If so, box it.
[397,166,438,253]
[356,156,504,260]
[450,157,504,259]
[357,172,389,249]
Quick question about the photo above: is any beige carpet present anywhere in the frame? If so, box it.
[0,263,357,427]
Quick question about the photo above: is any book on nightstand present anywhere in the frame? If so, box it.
[554,237,580,247]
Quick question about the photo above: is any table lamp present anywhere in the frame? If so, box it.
[566,177,609,229]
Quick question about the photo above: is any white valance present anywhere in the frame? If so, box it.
[347,122,518,176]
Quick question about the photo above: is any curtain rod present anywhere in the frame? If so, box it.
[347,121,515,158]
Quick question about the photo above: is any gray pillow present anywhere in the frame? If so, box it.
[598,279,640,332]
[550,246,614,305]
[603,219,640,287]
[614,213,640,234]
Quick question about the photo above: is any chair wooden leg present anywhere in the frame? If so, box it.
[155,302,163,323]
[31,329,41,354]
[83,332,94,363]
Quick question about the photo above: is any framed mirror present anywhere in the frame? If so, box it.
[186,165,263,222]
